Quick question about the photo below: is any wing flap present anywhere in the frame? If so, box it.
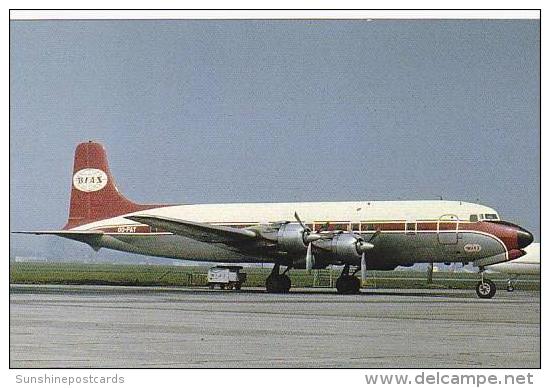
[125,215,257,243]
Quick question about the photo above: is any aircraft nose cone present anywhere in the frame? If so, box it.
[517,228,534,249]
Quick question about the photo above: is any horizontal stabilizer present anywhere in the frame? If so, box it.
[13,230,103,236]
[125,215,257,243]
[12,230,104,250]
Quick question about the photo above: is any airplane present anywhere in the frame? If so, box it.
[486,242,540,292]
[15,141,534,299]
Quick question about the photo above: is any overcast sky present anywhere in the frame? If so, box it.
[10,19,540,259]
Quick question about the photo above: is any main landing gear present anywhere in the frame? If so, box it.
[335,264,361,294]
[476,271,497,299]
[265,264,291,293]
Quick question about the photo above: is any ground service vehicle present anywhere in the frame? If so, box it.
[207,266,247,290]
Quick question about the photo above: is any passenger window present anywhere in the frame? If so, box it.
[351,223,360,231]
[361,223,375,231]
[470,214,478,222]
[330,223,349,231]
[406,222,416,234]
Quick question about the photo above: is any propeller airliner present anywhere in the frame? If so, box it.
[16,141,534,299]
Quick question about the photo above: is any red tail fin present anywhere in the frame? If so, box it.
[64,141,158,229]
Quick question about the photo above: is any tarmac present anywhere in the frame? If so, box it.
[10,285,540,368]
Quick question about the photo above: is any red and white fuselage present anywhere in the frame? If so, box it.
[20,142,534,271]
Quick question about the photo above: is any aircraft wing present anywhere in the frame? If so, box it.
[125,215,258,244]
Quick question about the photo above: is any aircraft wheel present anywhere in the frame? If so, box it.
[476,279,496,299]
[266,274,291,293]
[336,275,361,294]
[348,276,361,294]
[280,275,291,292]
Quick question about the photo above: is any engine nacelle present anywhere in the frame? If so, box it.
[330,233,362,261]
[277,223,307,253]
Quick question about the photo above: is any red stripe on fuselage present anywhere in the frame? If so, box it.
[95,221,515,252]
[458,222,518,251]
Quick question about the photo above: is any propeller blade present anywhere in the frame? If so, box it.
[368,230,381,243]
[306,242,315,272]
[361,252,367,285]
[294,212,309,231]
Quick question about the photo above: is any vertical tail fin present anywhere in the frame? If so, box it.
[64,141,157,229]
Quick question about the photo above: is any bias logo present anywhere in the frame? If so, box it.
[464,243,482,253]
[73,168,108,192]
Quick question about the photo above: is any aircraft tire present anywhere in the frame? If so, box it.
[280,275,291,292]
[476,279,497,299]
[349,276,361,294]
[266,274,291,293]
[336,275,361,294]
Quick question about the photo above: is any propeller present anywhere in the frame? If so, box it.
[294,212,377,275]
[294,212,322,242]
[295,212,322,272]
[351,232,375,285]
[350,232,375,254]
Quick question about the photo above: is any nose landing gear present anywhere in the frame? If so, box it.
[476,271,497,299]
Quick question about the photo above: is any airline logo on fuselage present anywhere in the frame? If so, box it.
[73,168,108,192]
[464,243,482,253]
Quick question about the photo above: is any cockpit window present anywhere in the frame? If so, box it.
[484,214,498,220]
[469,214,478,222]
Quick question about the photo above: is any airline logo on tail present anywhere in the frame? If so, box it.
[73,168,108,192]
